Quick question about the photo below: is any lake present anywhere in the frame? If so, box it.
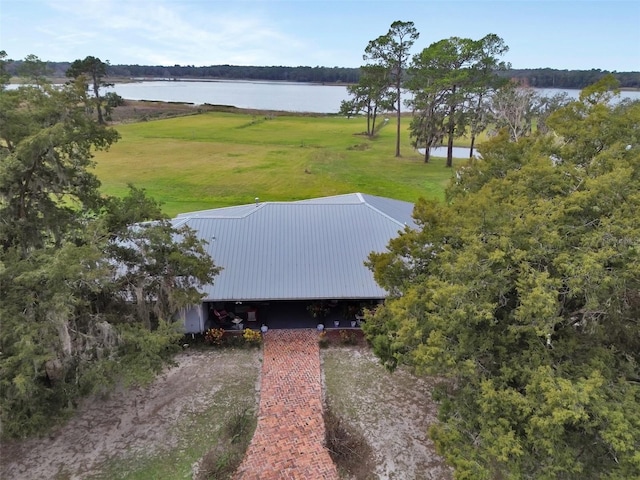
[8,80,639,114]
[105,80,640,114]
[107,80,350,113]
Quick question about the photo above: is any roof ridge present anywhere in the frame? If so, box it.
[360,197,411,228]
[178,204,267,221]
[363,204,407,228]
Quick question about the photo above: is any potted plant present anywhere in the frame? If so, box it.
[307,302,329,319]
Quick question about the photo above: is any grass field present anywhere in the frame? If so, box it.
[92,111,461,216]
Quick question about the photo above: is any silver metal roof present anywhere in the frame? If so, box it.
[173,193,416,301]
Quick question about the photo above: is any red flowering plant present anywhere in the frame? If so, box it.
[204,327,225,346]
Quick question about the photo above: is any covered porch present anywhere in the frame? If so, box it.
[204,299,379,331]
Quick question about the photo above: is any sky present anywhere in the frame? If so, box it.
[1,0,639,71]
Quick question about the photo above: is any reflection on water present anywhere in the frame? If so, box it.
[108,81,640,113]
[107,80,351,113]
[417,146,481,159]
[9,80,640,114]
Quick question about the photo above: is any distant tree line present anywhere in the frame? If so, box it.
[5,59,640,88]
[6,61,361,84]
[496,67,640,89]
[112,64,362,83]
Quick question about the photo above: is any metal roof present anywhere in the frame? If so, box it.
[173,193,416,301]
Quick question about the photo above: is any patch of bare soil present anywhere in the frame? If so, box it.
[322,347,453,480]
[107,100,208,124]
[0,349,261,480]
[2,342,450,480]
[107,100,327,125]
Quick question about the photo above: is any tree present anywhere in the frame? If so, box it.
[0,50,11,88]
[465,92,491,158]
[364,21,419,157]
[106,219,220,331]
[409,34,508,167]
[405,82,448,163]
[535,90,571,135]
[66,56,113,124]
[339,64,394,137]
[487,81,571,142]
[103,91,125,121]
[489,80,540,141]
[364,78,640,478]
[16,54,51,86]
[0,77,118,255]
[0,68,219,438]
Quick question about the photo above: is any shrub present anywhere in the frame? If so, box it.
[319,331,329,348]
[324,405,375,479]
[339,329,358,346]
[242,328,262,346]
[204,328,225,345]
[195,405,256,480]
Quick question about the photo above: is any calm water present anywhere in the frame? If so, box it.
[107,80,351,113]
[9,80,639,113]
[107,81,640,114]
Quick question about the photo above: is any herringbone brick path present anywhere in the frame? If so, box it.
[234,329,339,480]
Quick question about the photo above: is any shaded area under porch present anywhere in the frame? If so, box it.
[206,300,377,330]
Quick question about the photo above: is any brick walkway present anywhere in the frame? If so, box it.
[234,329,339,480]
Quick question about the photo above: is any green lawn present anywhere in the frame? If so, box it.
[92,112,459,216]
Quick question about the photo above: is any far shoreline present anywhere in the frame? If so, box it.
[8,76,640,91]
[9,76,356,87]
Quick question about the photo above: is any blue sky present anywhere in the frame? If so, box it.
[1,0,638,71]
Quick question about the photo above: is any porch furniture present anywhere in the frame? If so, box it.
[232,317,243,329]
[213,309,230,322]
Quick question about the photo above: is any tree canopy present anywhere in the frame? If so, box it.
[363,20,419,157]
[0,59,219,438]
[339,64,394,137]
[66,56,113,124]
[364,77,640,478]
[407,34,509,167]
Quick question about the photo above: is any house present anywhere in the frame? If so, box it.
[178,193,417,332]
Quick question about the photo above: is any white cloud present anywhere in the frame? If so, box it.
[5,0,638,70]
[36,0,308,66]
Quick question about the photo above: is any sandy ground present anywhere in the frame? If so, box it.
[0,349,261,480]
[1,345,452,480]
[323,348,453,480]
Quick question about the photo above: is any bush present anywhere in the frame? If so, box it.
[195,405,256,480]
[339,329,358,346]
[242,328,262,346]
[204,328,225,345]
[324,405,375,479]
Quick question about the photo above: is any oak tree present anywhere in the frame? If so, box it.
[365,77,640,478]
[0,64,218,437]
